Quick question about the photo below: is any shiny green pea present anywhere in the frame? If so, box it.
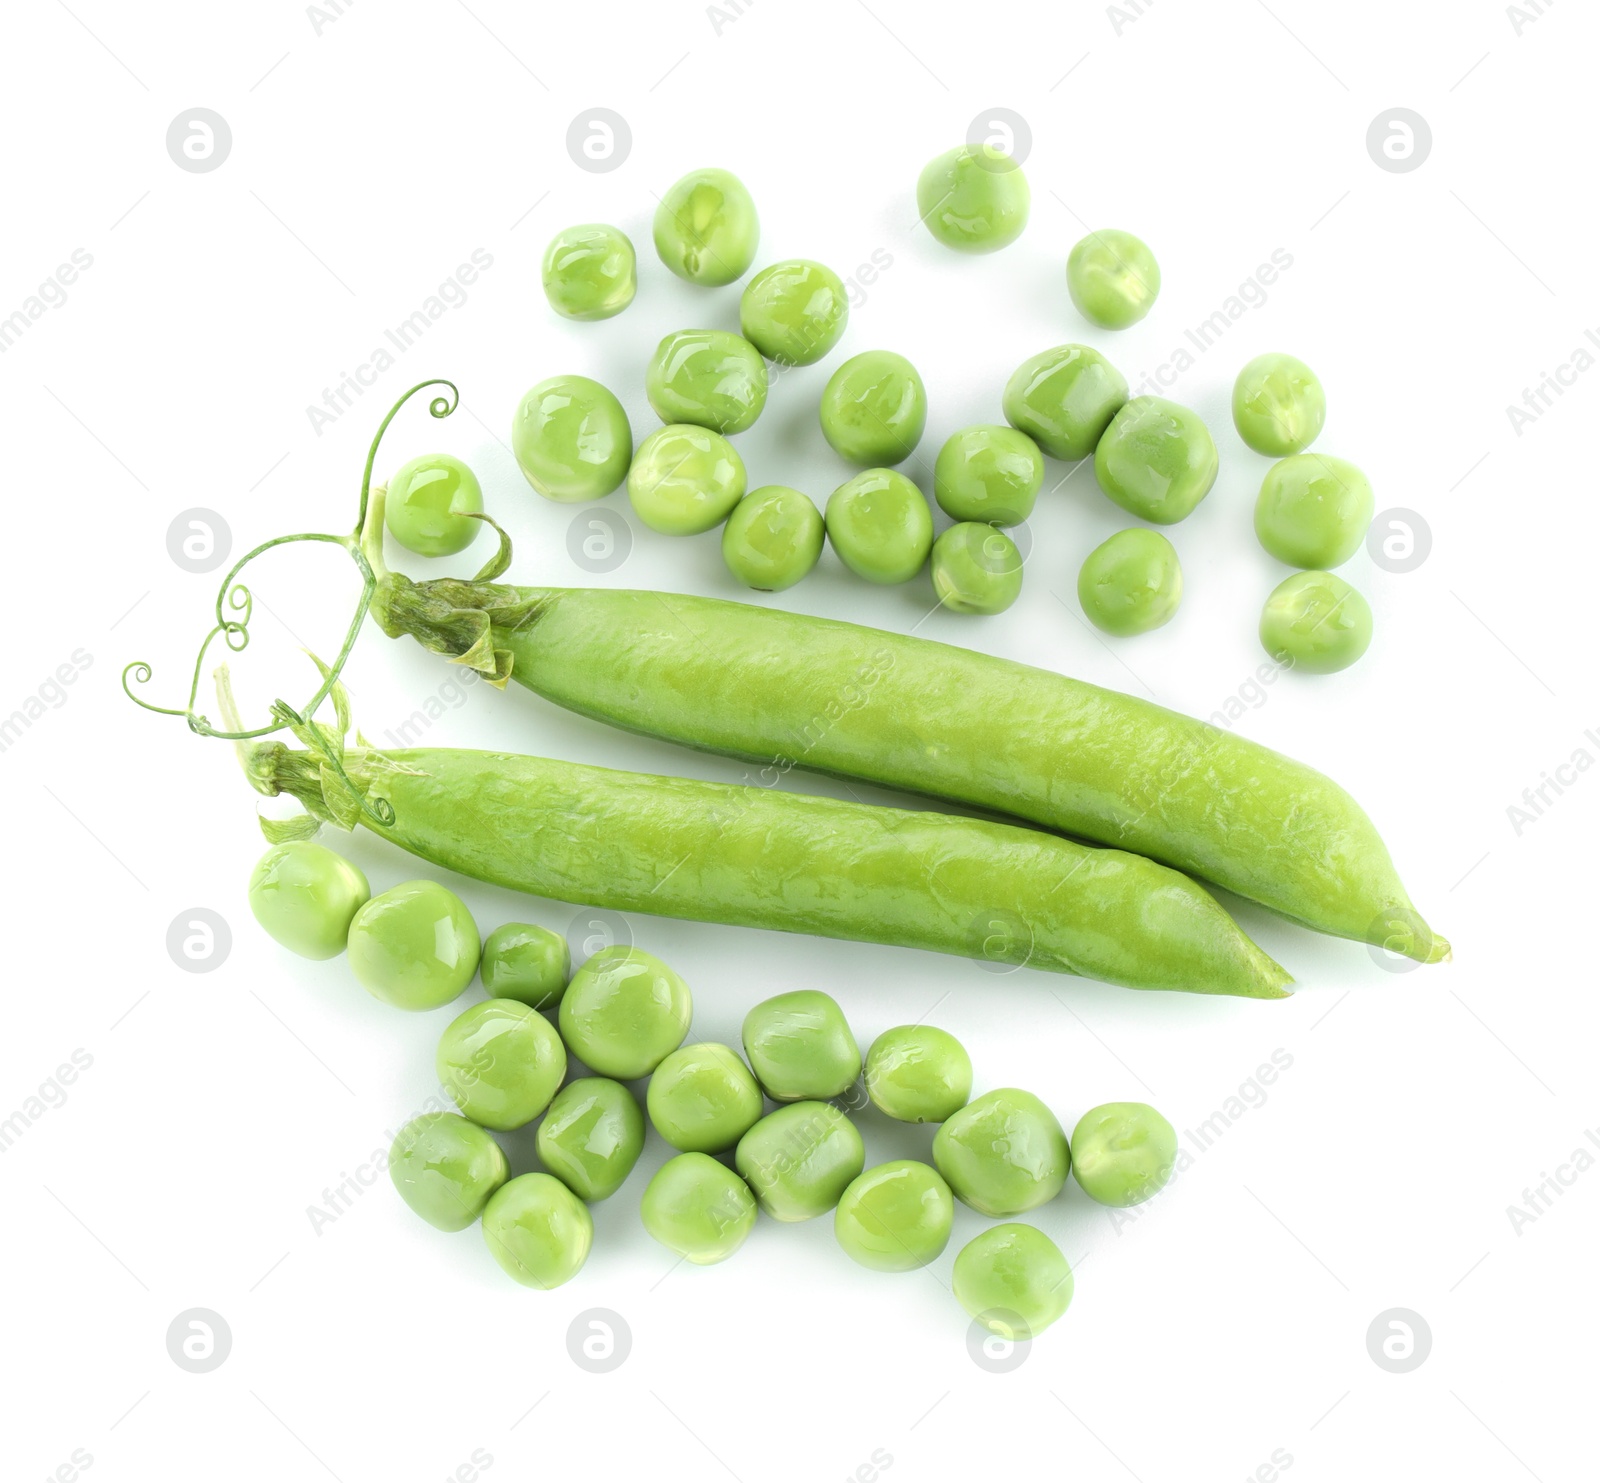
[627,424,747,536]
[934,425,1043,526]
[721,485,825,592]
[819,351,927,466]
[1077,528,1183,636]
[653,167,759,286]
[917,145,1030,254]
[953,1223,1074,1338]
[536,1077,644,1201]
[931,522,1023,615]
[346,880,480,1012]
[933,1088,1069,1217]
[1233,353,1326,456]
[1254,453,1374,569]
[647,1042,764,1153]
[512,375,632,503]
[834,1160,954,1272]
[480,922,570,1011]
[739,259,848,366]
[1003,344,1128,462]
[247,841,370,960]
[541,223,636,322]
[1067,229,1161,330]
[825,469,934,585]
[389,1112,508,1232]
[437,998,566,1131]
[863,1025,971,1123]
[735,1101,865,1222]
[1094,396,1219,524]
[645,329,768,435]
[641,1152,758,1265]
[384,453,483,558]
[1260,571,1372,674]
[558,945,692,1080]
[482,1172,593,1289]
[1070,1102,1178,1207]
[741,990,860,1102]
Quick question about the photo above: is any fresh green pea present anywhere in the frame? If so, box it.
[480,922,569,1011]
[1260,571,1372,674]
[541,223,636,322]
[389,1112,508,1232]
[346,880,480,1012]
[934,425,1043,526]
[863,1025,971,1123]
[248,841,370,960]
[1233,353,1326,456]
[383,454,483,558]
[1070,1101,1178,1207]
[933,1088,1069,1217]
[721,485,824,592]
[735,1101,865,1221]
[481,1172,593,1289]
[536,1077,644,1200]
[1002,344,1128,462]
[512,375,632,503]
[825,469,934,585]
[628,424,747,536]
[741,990,860,1102]
[641,1152,758,1265]
[558,945,692,1079]
[646,329,769,435]
[437,998,566,1131]
[931,522,1023,615]
[1254,453,1374,569]
[1067,230,1161,330]
[917,145,1030,254]
[653,167,759,286]
[1094,396,1219,524]
[952,1223,1074,1338]
[1077,528,1183,636]
[647,1042,764,1153]
[740,259,848,366]
[834,1160,954,1272]
[819,350,927,466]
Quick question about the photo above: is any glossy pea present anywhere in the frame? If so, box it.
[1067,230,1161,330]
[1254,453,1373,569]
[1070,1101,1178,1207]
[346,880,480,1012]
[247,841,370,960]
[646,329,768,435]
[647,1042,764,1153]
[557,945,692,1080]
[1233,353,1326,456]
[480,922,570,1011]
[512,375,632,502]
[863,1025,972,1123]
[953,1223,1074,1338]
[735,1101,865,1221]
[917,145,1030,254]
[653,167,759,286]
[384,454,483,558]
[931,522,1023,615]
[437,998,566,1131]
[389,1112,508,1232]
[481,1172,593,1289]
[541,223,636,321]
[1003,344,1128,462]
[740,259,848,366]
[834,1160,954,1272]
[1094,396,1219,524]
[934,425,1043,526]
[1077,528,1183,636]
[933,1088,1069,1217]
[819,350,927,466]
[825,469,934,585]
[1260,571,1372,674]
[536,1077,644,1201]
[721,485,824,592]
[641,1152,758,1265]
[628,424,747,536]
[741,990,861,1102]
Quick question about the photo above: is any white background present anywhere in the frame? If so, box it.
[3,2,1596,1480]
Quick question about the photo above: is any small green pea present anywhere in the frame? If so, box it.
[1254,453,1374,569]
[934,425,1043,526]
[933,1088,1069,1217]
[480,922,570,1011]
[437,998,566,1132]
[931,522,1023,615]
[558,945,692,1080]
[641,1152,758,1265]
[647,1042,764,1153]
[645,329,769,435]
[1066,229,1161,329]
[389,1112,508,1232]
[1002,345,1128,462]
[1077,528,1183,636]
[653,167,759,286]
[1260,571,1372,674]
[721,485,825,592]
[512,375,632,503]
[825,469,934,585]
[541,223,636,322]
[1232,353,1326,456]
[385,454,483,558]
[628,424,747,536]
[1070,1102,1178,1207]
[247,841,370,960]
[742,990,861,1102]
[1094,396,1219,524]
[863,1025,972,1123]
[952,1223,1074,1338]
[739,259,849,366]
[735,1101,865,1222]
[819,350,927,466]
[917,145,1030,254]
[834,1160,954,1272]
[482,1173,593,1289]
[346,880,480,1012]
[536,1077,644,1201]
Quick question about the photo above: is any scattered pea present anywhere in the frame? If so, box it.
[721,485,825,592]
[1067,229,1161,329]
[512,375,632,503]
[1260,570,1372,674]
[1070,1102,1178,1207]
[482,1172,593,1289]
[384,454,483,558]
[437,998,566,1131]
[480,922,570,1011]
[863,1025,972,1124]
[1254,453,1374,569]
[1003,344,1128,462]
[740,259,849,366]
[653,167,760,286]
[645,329,769,435]
[933,1088,1069,1217]
[735,1102,866,1221]
[1094,396,1219,524]
[1232,353,1326,456]
[647,1042,765,1153]
[346,880,480,1012]
[819,350,927,466]
[741,990,861,1102]
[389,1112,508,1232]
[541,223,636,322]
[628,424,747,536]
[930,522,1023,615]
[934,425,1043,526]
[558,945,692,1080]
[1077,528,1183,636]
[834,1160,954,1272]
[247,841,370,961]
[536,1077,645,1201]
[825,469,934,585]
[641,1152,758,1265]
[917,145,1030,254]
[952,1223,1074,1338]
